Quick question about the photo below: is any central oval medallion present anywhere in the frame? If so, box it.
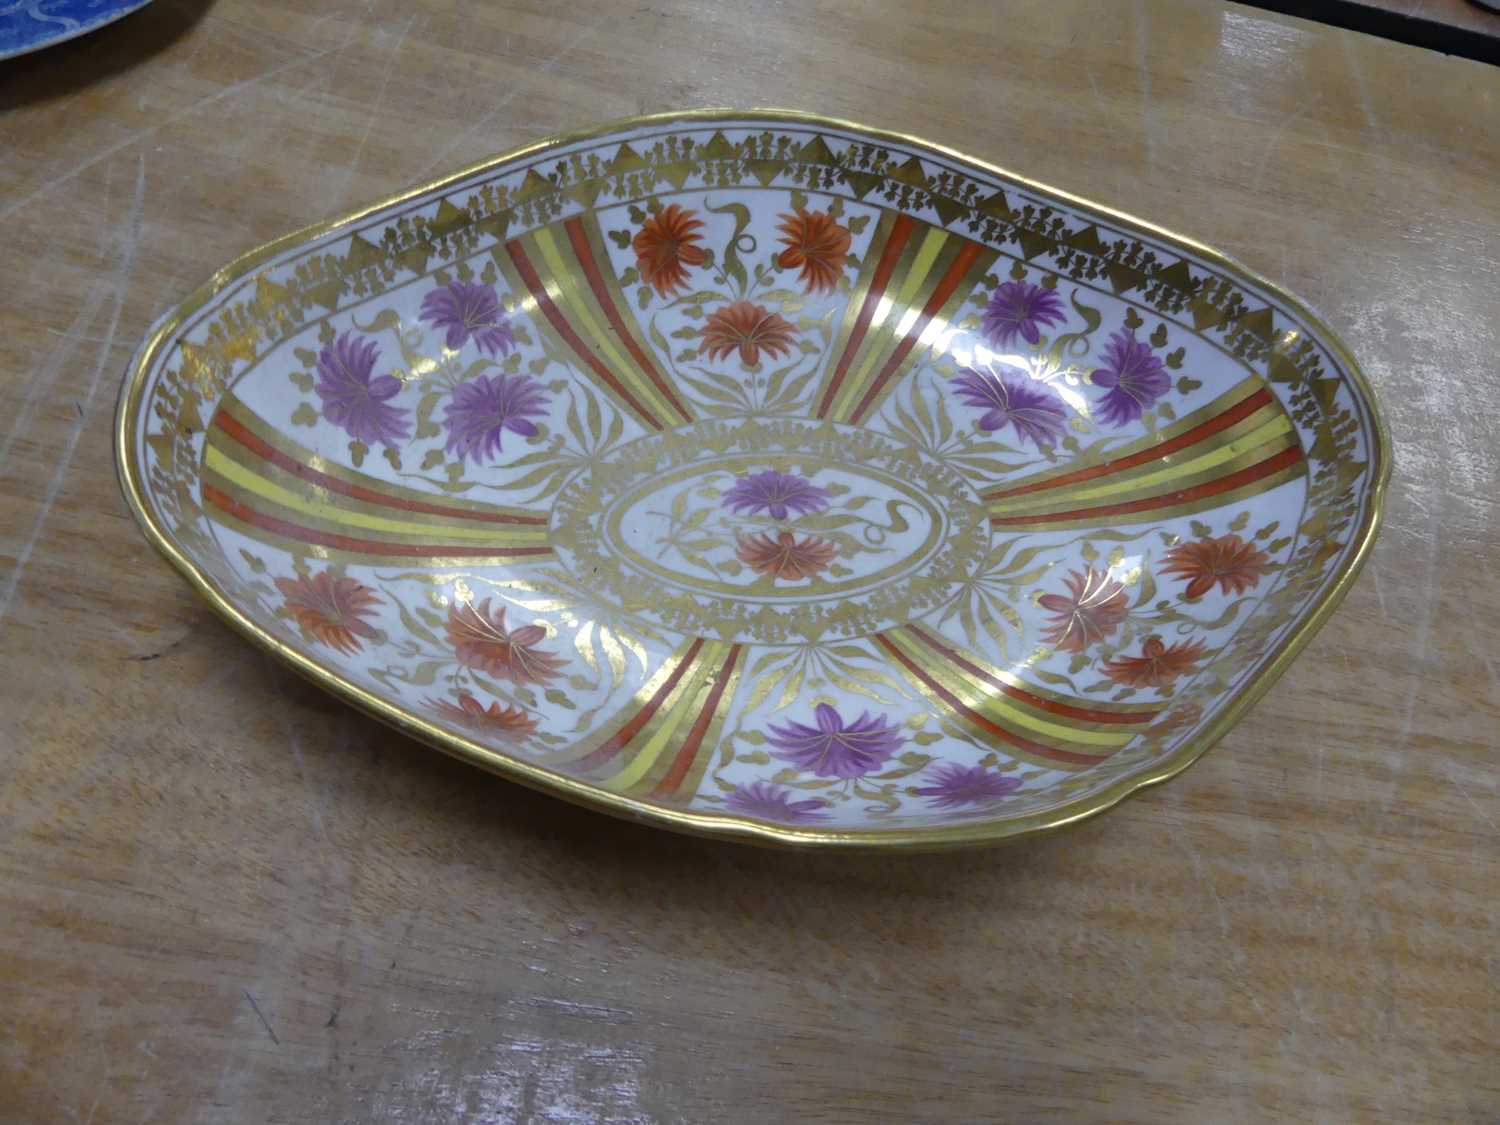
[550,417,990,644]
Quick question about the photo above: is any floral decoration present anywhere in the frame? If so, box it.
[1161,534,1272,599]
[776,208,852,295]
[736,531,838,582]
[766,703,906,779]
[314,332,410,447]
[701,301,799,367]
[720,470,831,520]
[950,367,1069,448]
[275,571,381,655]
[633,203,707,296]
[446,599,566,684]
[419,281,516,356]
[981,280,1067,347]
[443,373,550,464]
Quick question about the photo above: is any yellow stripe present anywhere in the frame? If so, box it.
[530,228,677,425]
[602,642,725,790]
[822,210,898,368]
[206,429,547,535]
[1059,414,1294,503]
[885,631,1131,749]
[671,651,745,798]
[990,376,1268,496]
[547,640,702,764]
[845,242,994,423]
[576,214,690,423]
[220,399,534,518]
[828,225,950,421]
[901,626,1158,715]
[613,642,733,795]
[992,459,1306,531]
[993,412,1295,514]
[203,446,546,544]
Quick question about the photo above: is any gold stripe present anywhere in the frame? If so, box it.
[576,214,689,423]
[670,652,745,800]
[828,225,952,421]
[883,648,1099,773]
[203,447,544,544]
[846,242,998,423]
[578,213,675,391]
[546,639,702,764]
[491,244,656,428]
[994,457,1306,531]
[884,631,1132,749]
[818,209,900,392]
[218,398,537,519]
[206,428,548,540]
[603,642,727,791]
[902,625,1159,715]
[203,503,530,566]
[989,376,1269,496]
[991,409,1294,515]
[529,227,680,426]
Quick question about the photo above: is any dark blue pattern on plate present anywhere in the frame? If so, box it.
[0,0,152,61]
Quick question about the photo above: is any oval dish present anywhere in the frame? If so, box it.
[116,110,1388,848]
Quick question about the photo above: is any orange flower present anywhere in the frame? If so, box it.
[700,300,798,367]
[1161,533,1271,599]
[1038,567,1129,654]
[776,208,852,295]
[1102,636,1207,688]
[737,531,837,582]
[275,571,381,655]
[633,203,707,297]
[427,692,538,739]
[446,598,566,684]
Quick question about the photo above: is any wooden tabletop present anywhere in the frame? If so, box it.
[2,1,1498,1121]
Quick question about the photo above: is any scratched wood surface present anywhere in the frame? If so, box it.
[2,1,1498,1121]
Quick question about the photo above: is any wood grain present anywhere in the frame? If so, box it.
[2,1,1498,1121]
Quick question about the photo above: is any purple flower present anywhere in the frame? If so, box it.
[443,374,550,463]
[1091,329,1171,427]
[725,781,830,823]
[314,332,411,447]
[721,470,831,520]
[420,281,516,356]
[766,702,906,779]
[912,763,1023,809]
[950,367,1069,449]
[982,280,1067,348]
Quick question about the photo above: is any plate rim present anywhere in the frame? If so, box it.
[113,107,1392,851]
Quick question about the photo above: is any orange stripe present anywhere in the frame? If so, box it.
[504,238,662,429]
[847,239,985,424]
[984,388,1275,501]
[902,625,1158,725]
[815,214,916,418]
[650,644,742,798]
[874,635,1107,767]
[563,217,692,425]
[203,484,552,558]
[576,639,706,771]
[989,444,1303,527]
[212,411,545,525]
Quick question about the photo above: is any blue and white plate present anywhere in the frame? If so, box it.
[1,0,152,62]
